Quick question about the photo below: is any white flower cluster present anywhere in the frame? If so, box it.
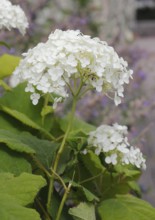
[0,0,28,35]
[13,29,133,106]
[87,124,146,170]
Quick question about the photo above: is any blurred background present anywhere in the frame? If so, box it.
[1,0,155,206]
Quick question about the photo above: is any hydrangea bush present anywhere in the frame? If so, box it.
[0,1,155,220]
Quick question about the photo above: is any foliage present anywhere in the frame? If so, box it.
[0,70,153,219]
[98,195,155,220]
[0,172,46,220]
[0,3,154,219]
[0,54,20,79]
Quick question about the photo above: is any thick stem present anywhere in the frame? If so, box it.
[55,182,72,220]
[53,97,77,172]
[47,177,54,212]
[47,97,77,211]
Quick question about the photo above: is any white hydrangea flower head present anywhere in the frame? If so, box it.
[13,29,133,106]
[87,123,146,170]
[0,0,28,35]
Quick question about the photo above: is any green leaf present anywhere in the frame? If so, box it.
[0,111,21,133]
[0,129,59,168]
[69,181,99,202]
[0,172,46,206]
[77,151,107,197]
[56,146,73,175]
[80,151,106,176]
[0,147,32,175]
[81,187,99,202]
[0,194,41,220]
[0,105,54,140]
[128,181,141,196]
[115,165,141,179]
[0,129,35,154]
[69,202,96,220]
[60,115,95,138]
[0,41,10,49]
[0,54,20,79]
[18,132,59,168]
[1,105,42,130]
[98,194,155,220]
[41,105,53,117]
[0,172,46,220]
[80,152,131,199]
[0,83,54,134]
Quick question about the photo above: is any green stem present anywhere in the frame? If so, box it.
[75,78,84,97]
[47,97,77,211]
[55,182,72,220]
[47,177,54,212]
[78,86,92,99]
[41,93,50,126]
[40,128,56,141]
[53,97,77,172]
[0,80,12,91]
[36,197,51,220]
[62,76,75,96]
[79,170,105,184]
[50,166,67,190]
[31,154,51,178]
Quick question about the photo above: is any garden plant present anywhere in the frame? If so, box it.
[0,1,155,220]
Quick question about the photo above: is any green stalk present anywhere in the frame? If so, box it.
[47,97,77,211]
[53,98,77,171]
[0,80,12,91]
[79,171,105,184]
[55,182,72,220]
[41,93,50,126]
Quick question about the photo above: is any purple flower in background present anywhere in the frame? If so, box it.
[137,70,147,81]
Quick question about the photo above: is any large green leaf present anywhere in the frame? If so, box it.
[0,172,46,220]
[1,105,42,130]
[18,132,59,168]
[0,83,54,134]
[0,111,21,133]
[0,83,41,121]
[0,147,31,175]
[0,129,58,168]
[0,54,20,79]
[0,172,46,206]
[98,195,155,220]
[69,202,96,220]
[0,129,35,154]
[0,105,54,140]
[0,194,41,220]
